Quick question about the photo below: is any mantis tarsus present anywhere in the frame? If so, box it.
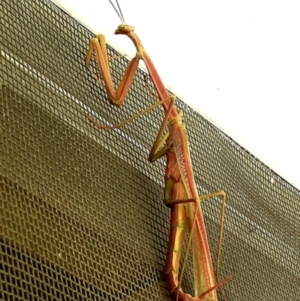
[85,1,231,300]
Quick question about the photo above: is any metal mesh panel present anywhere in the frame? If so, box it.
[1,0,299,300]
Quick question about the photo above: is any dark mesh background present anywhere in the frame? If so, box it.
[1,1,299,300]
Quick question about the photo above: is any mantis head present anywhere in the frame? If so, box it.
[115,24,135,35]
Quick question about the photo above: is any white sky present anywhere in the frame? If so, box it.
[53,0,300,190]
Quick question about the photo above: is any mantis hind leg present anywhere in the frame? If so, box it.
[197,191,227,281]
[165,190,228,300]
[192,191,230,301]
[161,189,226,278]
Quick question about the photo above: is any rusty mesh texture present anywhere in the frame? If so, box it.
[1,1,300,300]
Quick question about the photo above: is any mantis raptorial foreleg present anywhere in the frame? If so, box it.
[86,34,140,107]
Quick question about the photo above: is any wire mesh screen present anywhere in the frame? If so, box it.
[1,0,299,300]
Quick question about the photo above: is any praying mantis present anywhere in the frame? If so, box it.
[85,1,230,300]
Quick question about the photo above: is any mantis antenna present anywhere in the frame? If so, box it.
[108,0,125,24]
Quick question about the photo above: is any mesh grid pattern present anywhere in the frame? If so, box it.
[1,1,299,300]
